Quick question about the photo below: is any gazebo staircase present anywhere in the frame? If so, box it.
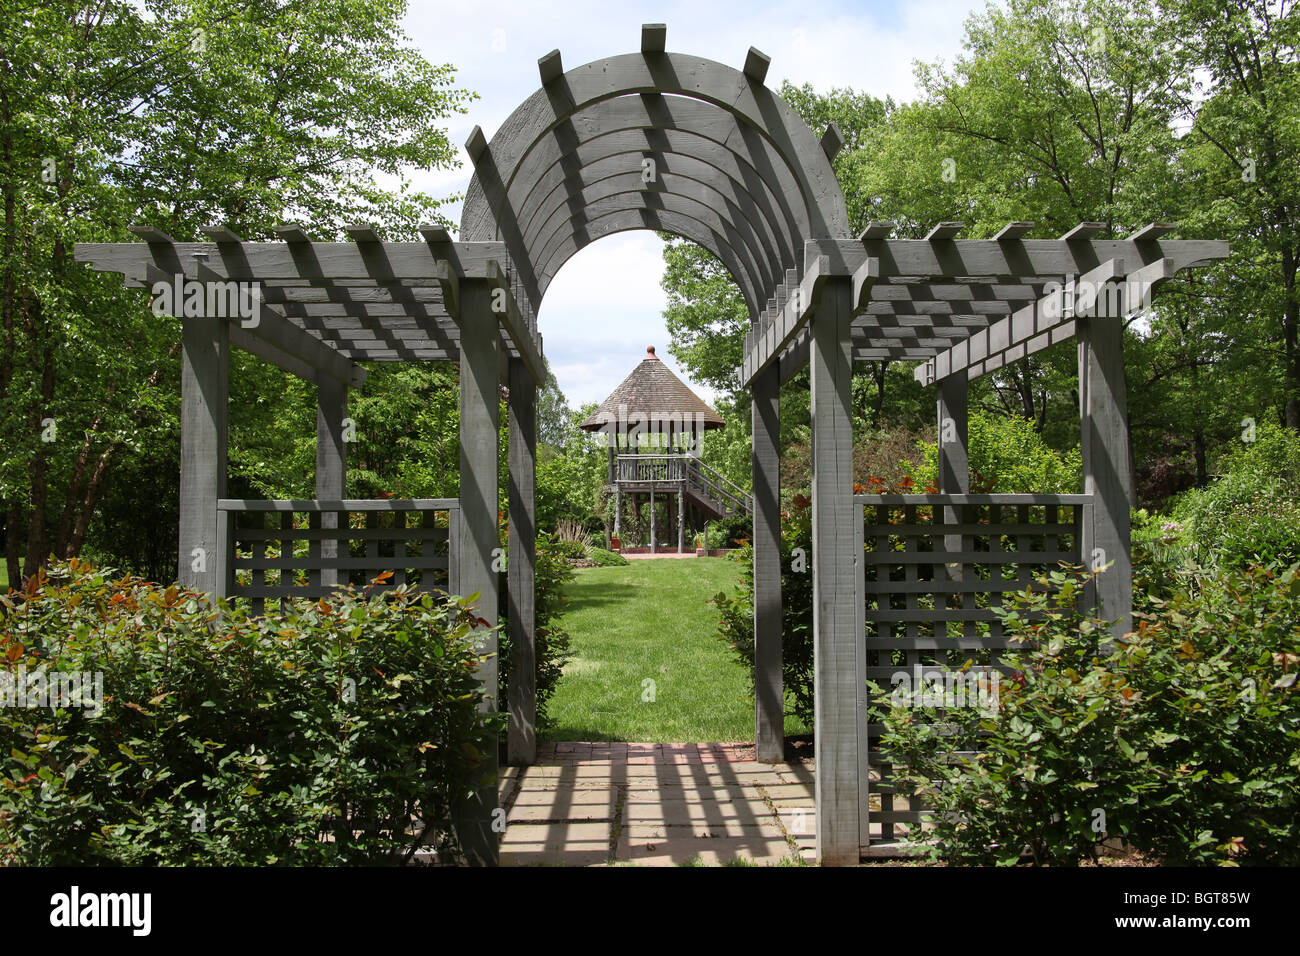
[614,454,750,521]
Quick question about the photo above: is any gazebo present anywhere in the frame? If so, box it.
[72,24,1229,865]
[579,346,749,553]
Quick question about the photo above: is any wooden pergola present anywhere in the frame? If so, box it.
[74,24,1228,865]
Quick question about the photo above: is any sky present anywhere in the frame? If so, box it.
[399,0,987,407]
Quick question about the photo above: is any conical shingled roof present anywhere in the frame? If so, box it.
[579,346,725,432]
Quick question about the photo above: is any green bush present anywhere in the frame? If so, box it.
[907,411,1082,493]
[879,563,1300,866]
[712,496,813,730]
[549,539,589,561]
[497,536,574,734]
[587,547,628,566]
[1173,421,1300,569]
[0,560,500,866]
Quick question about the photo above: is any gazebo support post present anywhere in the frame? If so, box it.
[508,358,538,766]
[613,485,621,544]
[316,375,348,590]
[810,277,860,865]
[454,280,501,865]
[650,486,656,553]
[178,313,229,599]
[1078,312,1133,640]
[752,364,783,763]
[677,488,684,553]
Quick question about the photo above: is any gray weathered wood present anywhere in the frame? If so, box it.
[751,364,783,763]
[937,372,969,576]
[507,358,537,766]
[179,313,229,598]
[316,376,348,589]
[1078,310,1134,639]
[809,276,859,865]
[455,279,501,865]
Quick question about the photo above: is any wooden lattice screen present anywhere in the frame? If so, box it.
[219,498,461,615]
[853,493,1092,848]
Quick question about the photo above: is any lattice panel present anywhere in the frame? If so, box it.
[224,503,458,615]
[855,494,1089,846]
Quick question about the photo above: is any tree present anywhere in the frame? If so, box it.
[0,0,475,584]
[1160,0,1300,429]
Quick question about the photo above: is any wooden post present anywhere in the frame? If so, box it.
[507,358,537,765]
[455,280,501,865]
[613,485,621,541]
[316,375,348,590]
[752,363,783,763]
[809,276,860,865]
[937,373,969,578]
[178,313,229,598]
[677,488,684,553]
[649,486,656,553]
[1078,311,1133,639]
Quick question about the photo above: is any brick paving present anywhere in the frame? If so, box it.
[496,741,817,866]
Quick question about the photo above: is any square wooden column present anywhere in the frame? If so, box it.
[455,279,501,865]
[178,314,229,598]
[316,375,348,590]
[937,374,969,494]
[751,363,783,763]
[937,373,969,575]
[507,358,537,766]
[1078,312,1133,639]
[809,276,861,865]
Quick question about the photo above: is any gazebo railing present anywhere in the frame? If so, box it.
[616,454,687,483]
[218,498,460,614]
[853,493,1092,848]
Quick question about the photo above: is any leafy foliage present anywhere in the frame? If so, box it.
[880,563,1300,866]
[0,559,499,865]
[497,537,574,734]
[1173,420,1300,569]
[712,497,814,730]
[907,411,1083,494]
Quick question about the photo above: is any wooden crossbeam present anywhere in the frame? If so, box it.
[857,221,894,240]
[1061,222,1107,241]
[641,23,666,53]
[538,48,563,85]
[913,258,1189,384]
[925,222,965,240]
[136,258,365,387]
[743,46,770,82]
[820,123,845,163]
[803,237,1228,280]
[992,221,1035,240]
[202,225,243,244]
[275,224,312,243]
[742,254,854,386]
[1128,222,1177,242]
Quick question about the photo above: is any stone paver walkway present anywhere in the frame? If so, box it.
[497,742,817,866]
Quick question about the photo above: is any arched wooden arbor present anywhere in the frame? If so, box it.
[75,24,1228,865]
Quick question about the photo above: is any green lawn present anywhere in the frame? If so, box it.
[546,557,754,742]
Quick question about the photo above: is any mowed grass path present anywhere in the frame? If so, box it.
[546,557,751,742]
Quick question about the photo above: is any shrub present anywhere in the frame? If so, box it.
[906,411,1082,494]
[879,563,1300,866]
[549,539,589,561]
[0,560,501,866]
[1172,421,1300,570]
[586,547,628,567]
[712,496,814,730]
[496,536,574,734]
